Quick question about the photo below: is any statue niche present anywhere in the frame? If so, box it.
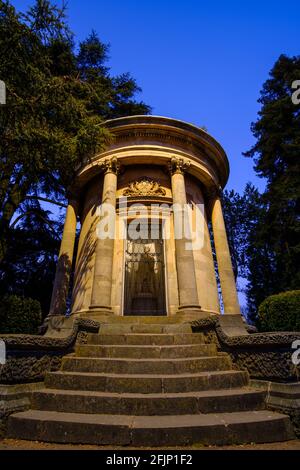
[131,246,157,315]
[124,238,166,316]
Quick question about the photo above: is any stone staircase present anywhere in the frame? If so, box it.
[8,318,294,446]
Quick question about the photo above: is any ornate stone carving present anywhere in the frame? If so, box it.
[190,316,300,381]
[168,157,190,175]
[0,318,100,384]
[98,157,120,175]
[123,177,166,197]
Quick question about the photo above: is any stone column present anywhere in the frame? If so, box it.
[211,189,241,314]
[169,157,201,314]
[49,198,78,316]
[192,188,220,313]
[89,157,119,314]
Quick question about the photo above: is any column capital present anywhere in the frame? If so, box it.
[206,184,223,202]
[98,157,120,175]
[67,197,80,211]
[64,193,79,214]
[168,157,190,175]
[65,185,80,206]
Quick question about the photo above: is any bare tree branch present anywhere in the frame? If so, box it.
[25,195,67,208]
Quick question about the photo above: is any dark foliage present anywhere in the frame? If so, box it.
[257,290,300,332]
[223,55,300,322]
[0,0,150,313]
[0,294,41,333]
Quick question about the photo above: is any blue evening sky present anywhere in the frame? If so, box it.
[9,1,299,308]
[11,0,299,193]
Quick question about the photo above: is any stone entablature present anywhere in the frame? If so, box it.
[75,116,229,193]
[104,115,229,186]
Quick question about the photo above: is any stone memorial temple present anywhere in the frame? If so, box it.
[2,116,299,447]
[49,115,241,320]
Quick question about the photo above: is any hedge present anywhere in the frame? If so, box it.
[0,295,42,334]
[257,290,300,332]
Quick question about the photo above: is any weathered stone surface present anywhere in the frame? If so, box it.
[0,318,99,350]
[8,410,294,446]
[0,382,43,437]
[45,370,249,393]
[31,388,266,415]
[5,318,297,445]
[75,343,217,359]
[162,370,249,393]
[93,315,191,324]
[88,333,205,345]
[0,355,63,384]
[98,323,193,334]
[61,355,231,375]
[191,315,300,381]
[228,350,298,381]
[251,380,300,438]
[0,317,100,384]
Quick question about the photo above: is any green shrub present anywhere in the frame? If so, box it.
[257,290,300,332]
[0,295,42,334]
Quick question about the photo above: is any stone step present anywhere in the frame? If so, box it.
[31,388,267,415]
[99,316,185,324]
[8,409,294,446]
[45,370,249,393]
[99,324,192,334]
[87,333,206,345]
[75,343,217,359]
[61,355,231,375]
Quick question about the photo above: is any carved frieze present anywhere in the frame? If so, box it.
[123,177,166,197]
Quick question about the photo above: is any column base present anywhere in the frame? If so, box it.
[177,304,202,313]
[176,305,210,321]
[89,305,113,316]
